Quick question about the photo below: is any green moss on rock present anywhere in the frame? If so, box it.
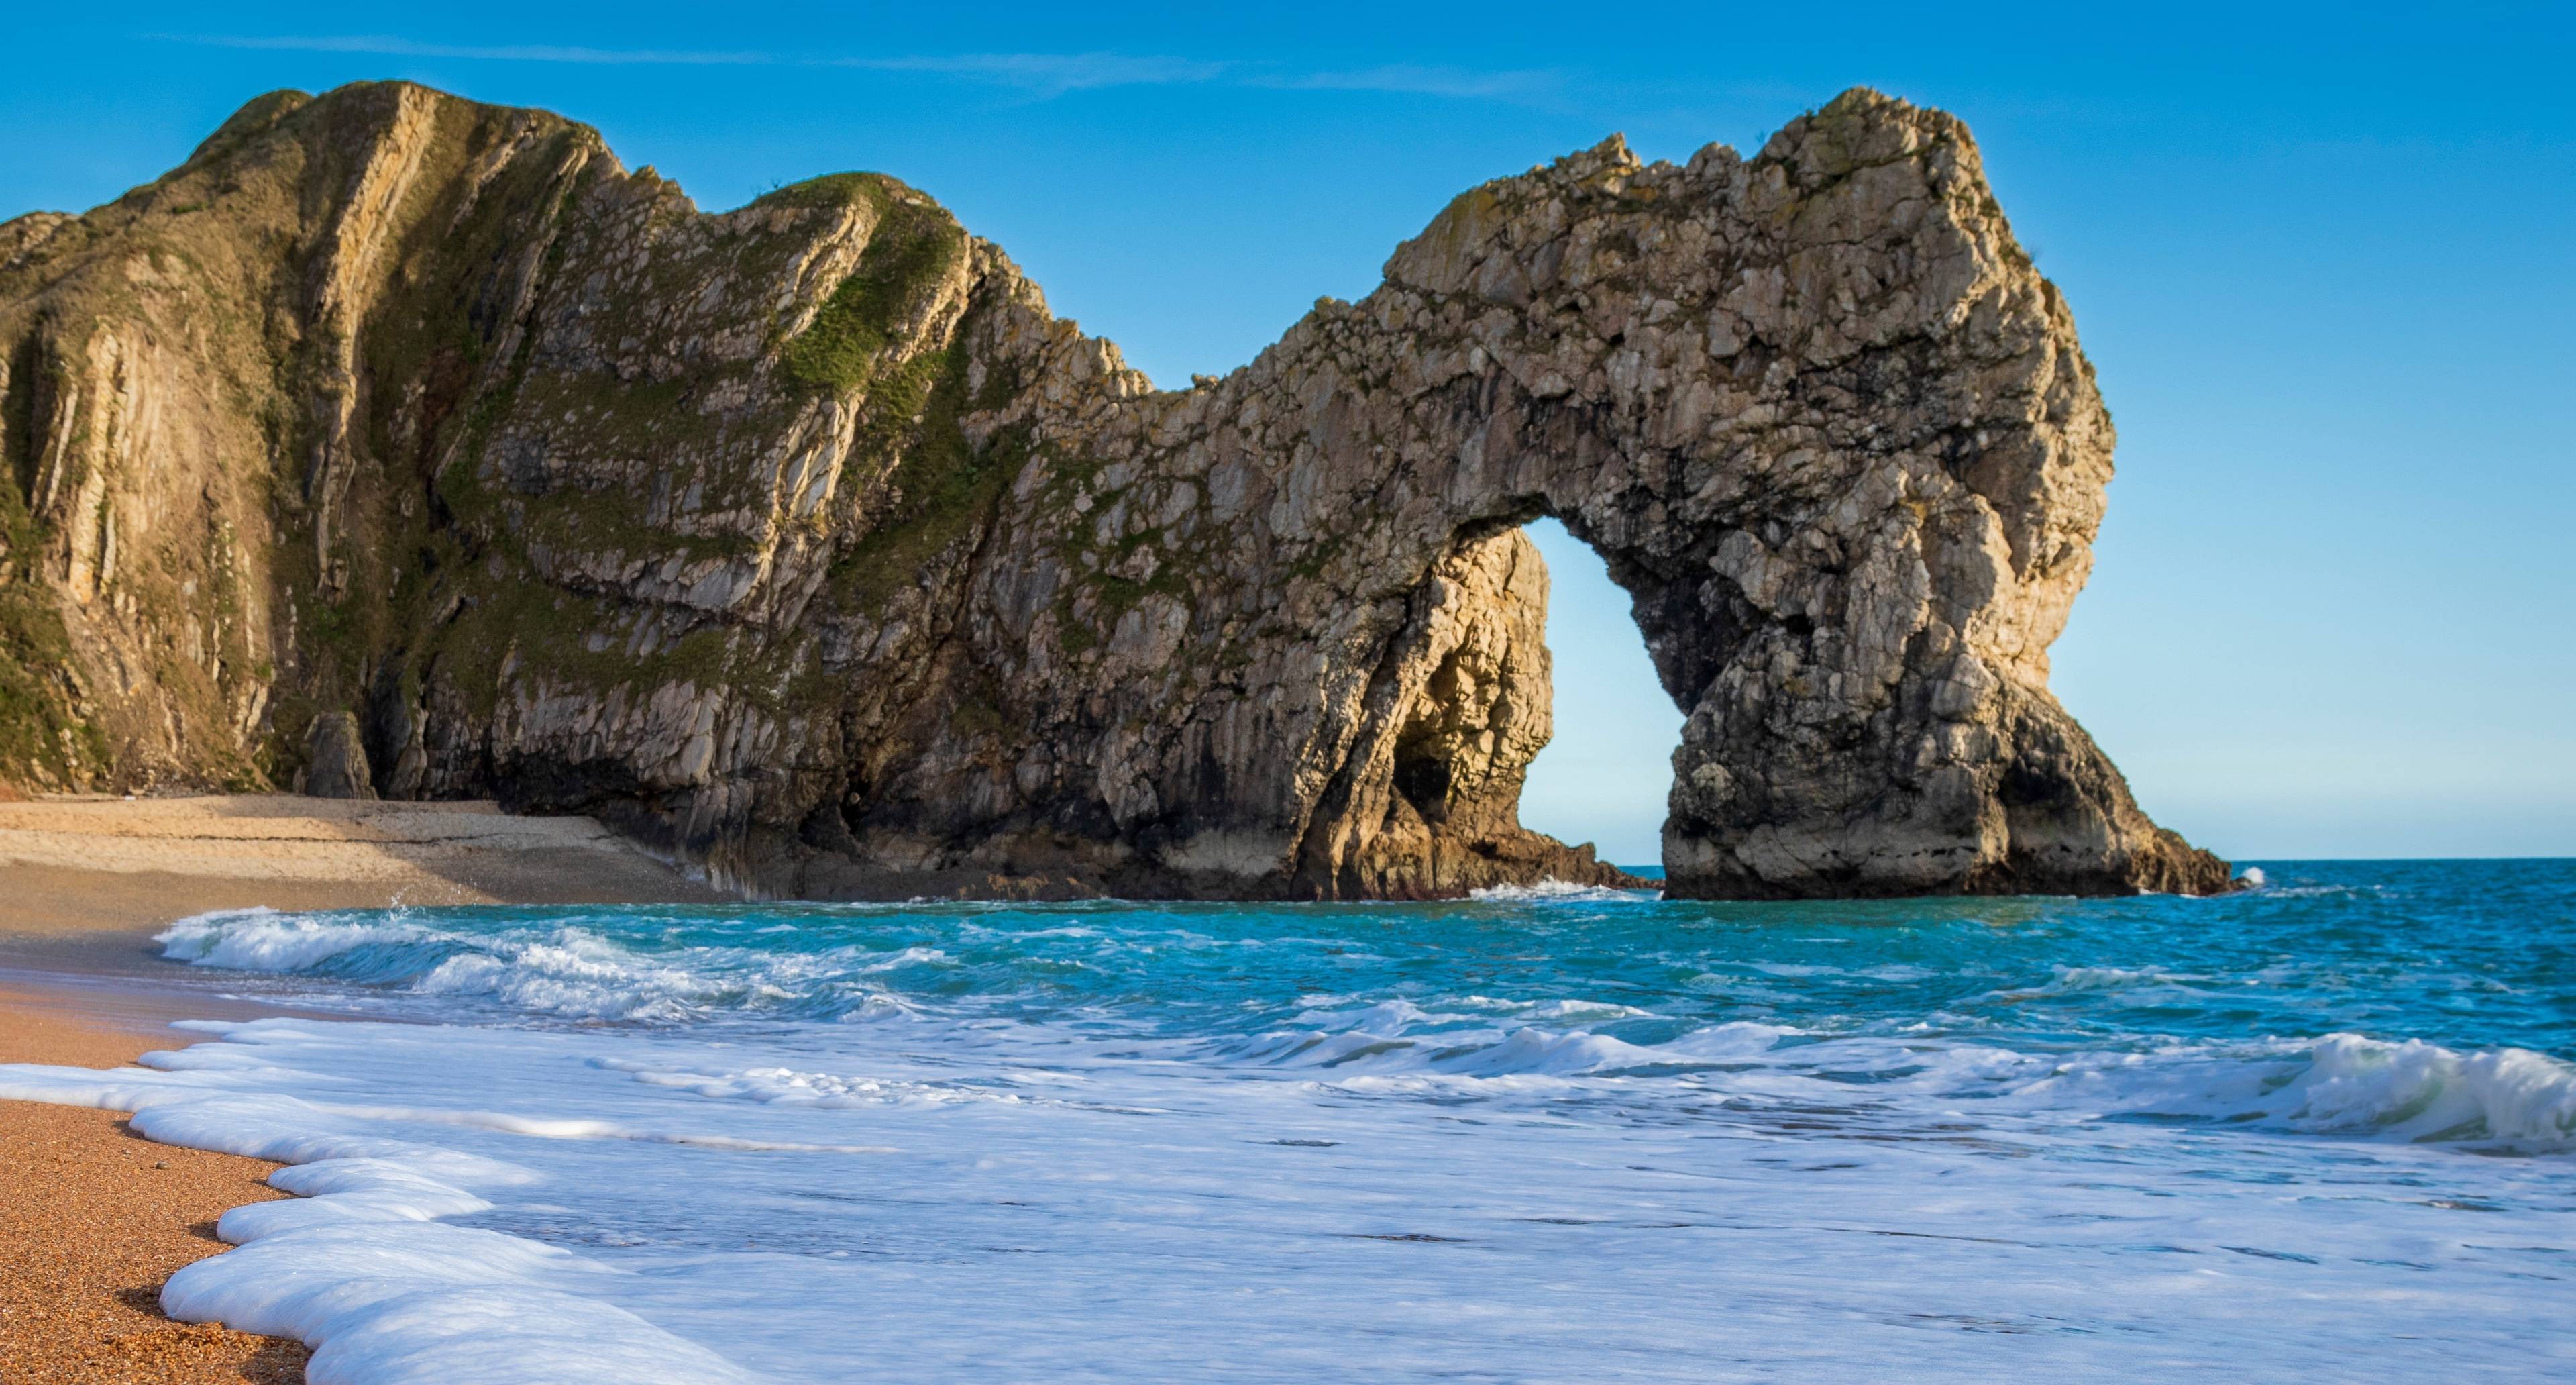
[781,199,967,393]
[828,346,1028,609]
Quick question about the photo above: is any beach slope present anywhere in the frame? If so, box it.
[0,794,720,1381]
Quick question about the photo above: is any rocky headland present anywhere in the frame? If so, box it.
[0,82,2229,899]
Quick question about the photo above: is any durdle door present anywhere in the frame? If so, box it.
[0,81,2229,900]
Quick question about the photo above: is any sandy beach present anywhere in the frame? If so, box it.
[0,984,313,1383]
[0,795,721,1382]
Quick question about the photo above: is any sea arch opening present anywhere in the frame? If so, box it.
[1515,517,1684,878]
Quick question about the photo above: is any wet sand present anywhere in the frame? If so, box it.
[0,794,722,1381]
[0,985,311,1383]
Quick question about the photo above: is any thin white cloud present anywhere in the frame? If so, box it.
[152,34,1552,103]
[164,34,770,66]
[1252,64,1562,101]
[824,52,1232,95]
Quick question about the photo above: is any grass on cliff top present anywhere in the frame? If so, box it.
[780,193,967,394]
[750,172,889,213]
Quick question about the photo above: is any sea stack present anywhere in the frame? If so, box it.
[0,81,2229,899]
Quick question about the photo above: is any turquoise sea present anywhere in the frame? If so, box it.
[5,860,2571,1381]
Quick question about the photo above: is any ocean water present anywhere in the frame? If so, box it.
[5,860,2573,1382]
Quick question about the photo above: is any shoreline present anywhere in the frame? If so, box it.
[0,794,716,1383]
[0,980,313,1382]
[5,836,2567,1378]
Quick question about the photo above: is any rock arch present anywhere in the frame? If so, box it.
[888,90,2229,899]
[0,81,2226,899]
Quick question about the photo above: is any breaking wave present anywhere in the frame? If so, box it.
[2024,1033,2576,1154]
[1465,879,1655,903]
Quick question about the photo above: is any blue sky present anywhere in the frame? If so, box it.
[5,3,2569,862]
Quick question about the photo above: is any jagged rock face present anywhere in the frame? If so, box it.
[299,710,376,800]
[0,81,2228,899]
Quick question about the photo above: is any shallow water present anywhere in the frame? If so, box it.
[5,860,2572,1382]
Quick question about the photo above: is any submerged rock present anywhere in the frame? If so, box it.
[0,81,2227,899]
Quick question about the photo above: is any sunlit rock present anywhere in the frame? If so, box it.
[0,81,2227,899]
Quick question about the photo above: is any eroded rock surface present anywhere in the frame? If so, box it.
[0,81,2227,898]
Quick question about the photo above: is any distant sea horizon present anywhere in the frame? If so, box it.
[1613,856,2576,878]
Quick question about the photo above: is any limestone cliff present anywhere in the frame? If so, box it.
[0,81,2230,899]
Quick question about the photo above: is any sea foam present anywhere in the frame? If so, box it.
[0,1045,745,1384]
[6,1003,2570,1384]
[1466,878,1654,903]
